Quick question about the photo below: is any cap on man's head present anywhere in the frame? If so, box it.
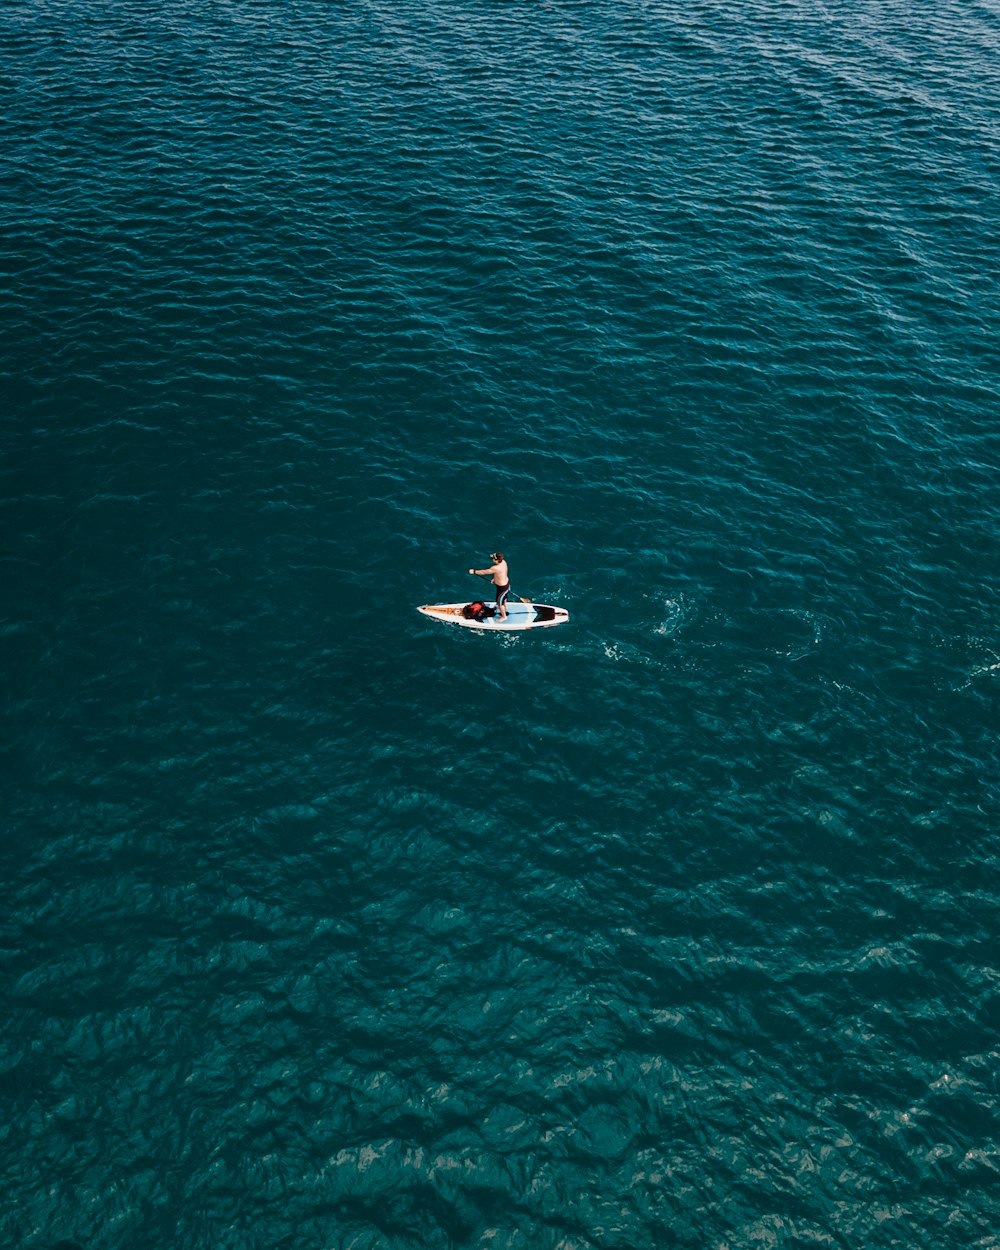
[491,551,503,562]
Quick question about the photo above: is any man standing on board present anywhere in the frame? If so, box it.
[469,551,510,620]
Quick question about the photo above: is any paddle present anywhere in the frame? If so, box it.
[468,570,533,604]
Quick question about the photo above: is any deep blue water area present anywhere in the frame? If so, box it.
[2,2,999,1247]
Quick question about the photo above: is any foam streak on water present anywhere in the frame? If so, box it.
[2,2,999,1248]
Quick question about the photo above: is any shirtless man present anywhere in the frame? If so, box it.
[469,551,510,620]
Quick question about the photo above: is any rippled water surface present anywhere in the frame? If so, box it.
[3,2,999,1247]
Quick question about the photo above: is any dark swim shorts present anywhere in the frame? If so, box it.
[495,582,510,608]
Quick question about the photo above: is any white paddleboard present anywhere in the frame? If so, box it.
[418,601,569,631]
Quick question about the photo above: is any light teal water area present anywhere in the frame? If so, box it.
[2,2,999,1247]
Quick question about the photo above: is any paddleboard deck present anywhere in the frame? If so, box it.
[418,601,569,631]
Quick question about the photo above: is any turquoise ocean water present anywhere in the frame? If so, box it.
[3,2,999,1246]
